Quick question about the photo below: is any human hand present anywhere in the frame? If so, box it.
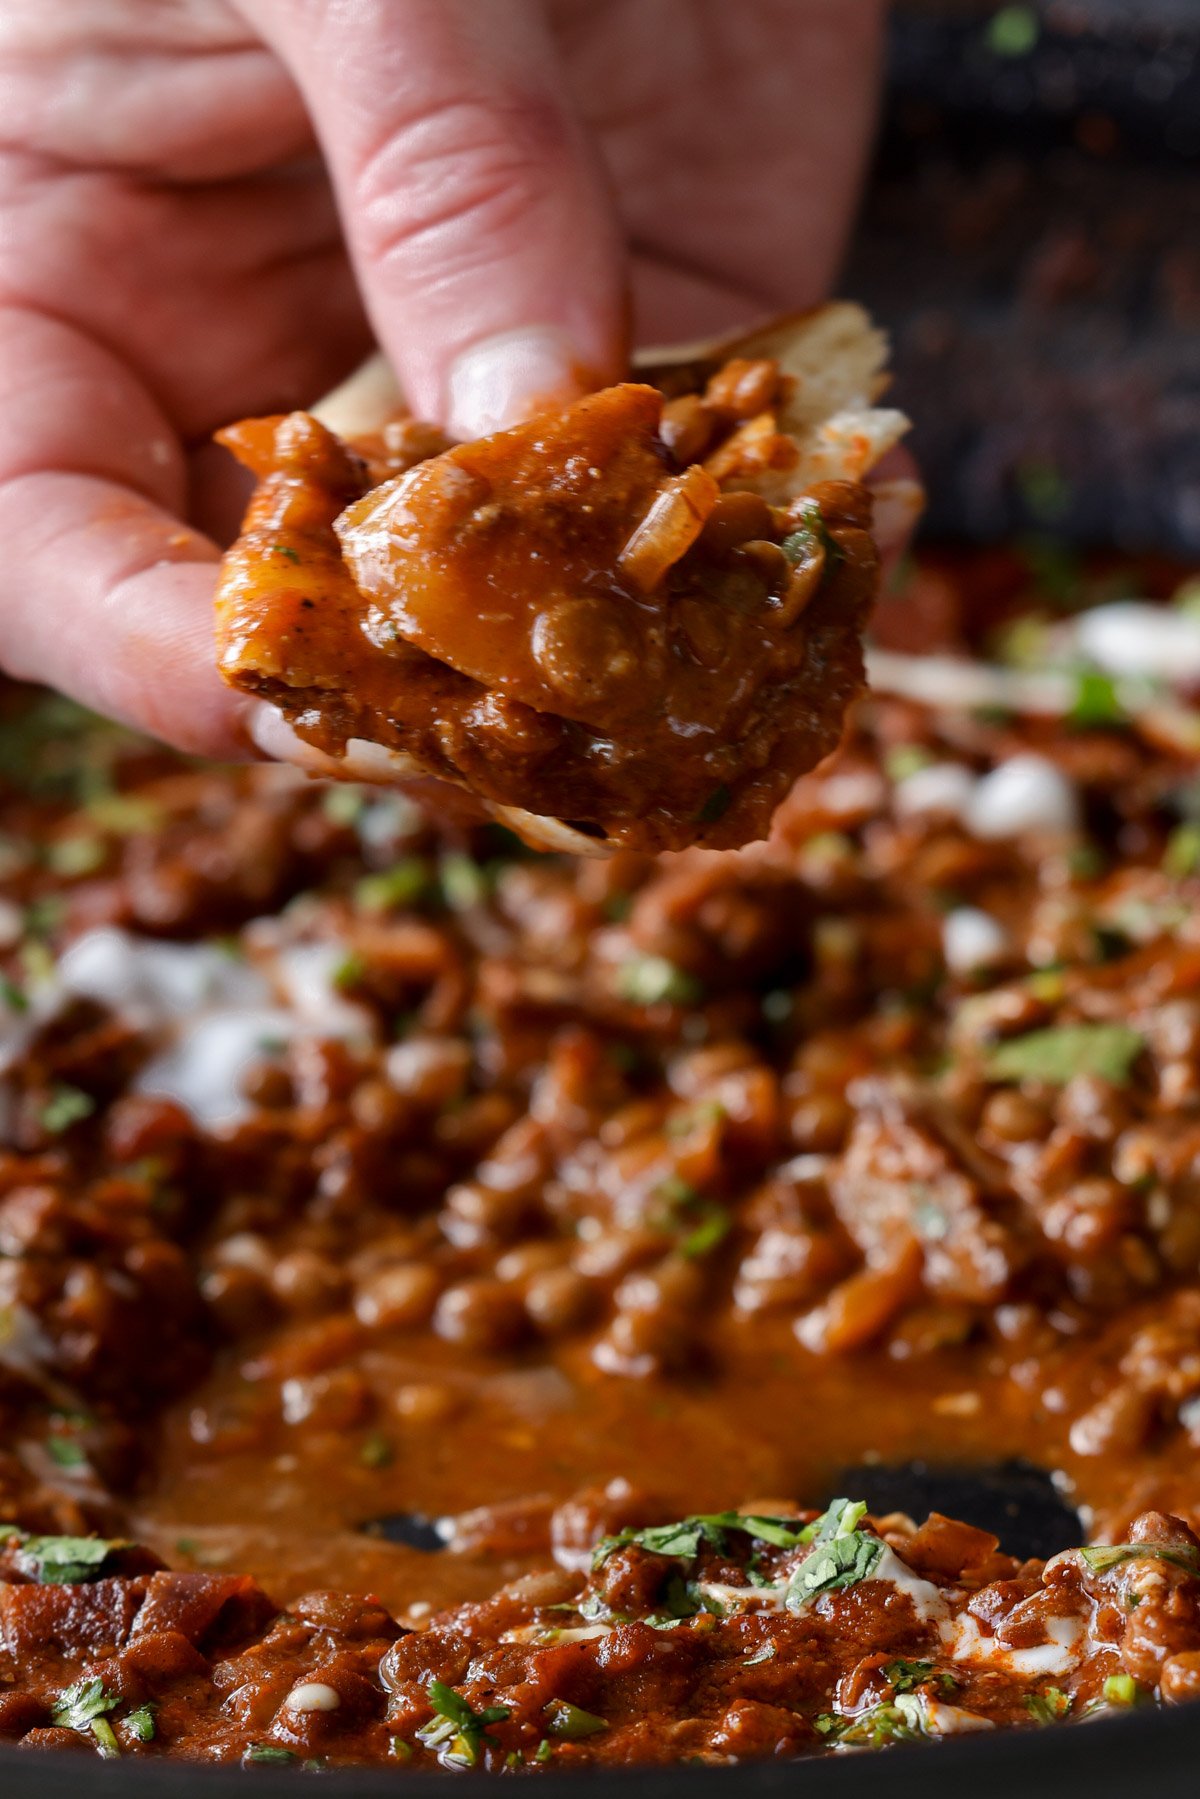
[0,0,887,757]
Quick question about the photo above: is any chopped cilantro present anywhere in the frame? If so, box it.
[40,1083,96,1134]
[1164,821,1200,878]
[785,1499,882,1609]
[665,1099,724,1139]
[594,1509,812,1569]
[244,1744,298,1765]
[84,792,166,834]
[1067,842,1106,881]
[679,1203,733,1259]
[986,4,1039,56]
[418,1679,511,1767]
[45,834,107,878]
[802,830,855,864]
[51,1677,123,1757]
[651,1178,732,1258]
[331,950,367,991]
[816,1696,925,1746]
[440,853,489,911]
[1026,1686,1071,1724]
[782,498,842,569]
[985,1023,1144,1087]
[882,1658,956,1695]
[0,975,27,1014]
[125,1702,158,1742]
[885,744,935,783]
[24,895,66,940]
[359,1431,394,1470]
[322,786,367,827]
[45,1436,87,1470]
[1069,669,1125,730]
[355,858,431,913]
[653,1173,698,1211]
[1025,968,1066,1003]
[7,1531,125,1584]
[616,954,702,1007]
[270,543,301,561]
[543,1700,608,1740]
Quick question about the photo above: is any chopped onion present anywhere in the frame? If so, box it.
[617,465,719,592]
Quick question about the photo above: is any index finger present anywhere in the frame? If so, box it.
[0,306,244,757]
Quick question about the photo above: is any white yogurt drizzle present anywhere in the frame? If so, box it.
[3,925,376,1133]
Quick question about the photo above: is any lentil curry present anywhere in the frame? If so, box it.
[213,305,908,855]
[2,545,1200,1770]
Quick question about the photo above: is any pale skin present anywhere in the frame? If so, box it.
[0,0,889,760]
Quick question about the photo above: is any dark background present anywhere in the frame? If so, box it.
[849,0,1200,555]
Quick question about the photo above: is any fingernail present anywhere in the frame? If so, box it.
[445,326,586,440]
[245,701,334,774]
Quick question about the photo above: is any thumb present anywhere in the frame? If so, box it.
[245,0,627,437]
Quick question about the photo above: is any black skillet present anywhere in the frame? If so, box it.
[1,1702,1196,1799]
[3,2,1197,1792]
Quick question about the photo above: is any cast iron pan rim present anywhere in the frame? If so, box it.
[1,1701,1197,1798]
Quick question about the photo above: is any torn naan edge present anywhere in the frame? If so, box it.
[215,304,914,856]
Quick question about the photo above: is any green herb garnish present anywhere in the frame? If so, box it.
[45,835,107,878]
[885,745,935,784]
[440,853,489,912]
[355,858,431,913]
[882,1659,957,1695]
[40,1083,96,1134]
[244,1744,298,1765]
[1164,822,1200,878]
[7,1530,125,1584]
[125,1702,158,1743]
[331,951,367,991]
[270,544,301,562]
[322,786,367,827]
[985,1023,1144,1087]
[45,1437,87,1469]
[1069,669,1124,730]
[815,1697,926,1747]
[986,4,1038,57]
[1026,1687,1071,1725]
[594,1510,811,1570]
[679,1204,732,1259]
[782,498,842,570]
[0,975,27,1014]
[785,1498,882,1609]
[418,1679,511,1768]
[84,792,167,834]
[665,1099,725,1139]
[359,1431,394,1470]
[651,1177,732,1259]
[543,1700,608,1740]
[616,954,702,1008]
[51,1677,123,1757]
